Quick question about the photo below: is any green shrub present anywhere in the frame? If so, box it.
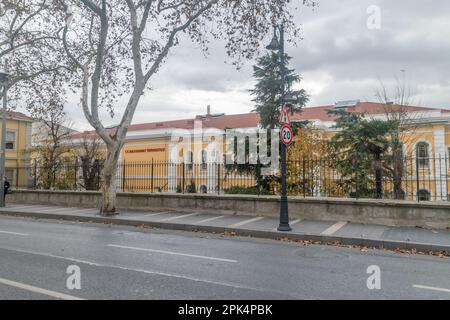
[186,181,196,193]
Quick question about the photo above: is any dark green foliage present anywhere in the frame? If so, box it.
[329,109,394,198]
[186,181,196,194]
[250,52,309,129]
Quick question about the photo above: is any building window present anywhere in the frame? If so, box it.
[201,150,207,170]
[447,147,450,168]
[5,168,15,186]
[418,189,431,201]
[6,131,16,150]
[186,151,193,170]
[416,142,430,168]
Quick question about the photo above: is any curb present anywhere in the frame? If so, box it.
[1,210,448,254]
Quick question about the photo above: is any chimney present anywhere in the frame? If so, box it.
[206,105,211,116]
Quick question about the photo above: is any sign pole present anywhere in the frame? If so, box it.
[277,25,291,232]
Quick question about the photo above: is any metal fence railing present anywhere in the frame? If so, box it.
[9,155,450,202]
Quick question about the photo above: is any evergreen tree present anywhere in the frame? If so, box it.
[329,109,393,198]
[250,52,309,129]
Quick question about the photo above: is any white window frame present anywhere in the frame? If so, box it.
[5,168,16,187]
[414,140,431,169]
[5,130,16,151]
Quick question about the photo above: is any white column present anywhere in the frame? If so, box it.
[433,126,447,200]
[168,144,177,193]
[207,146,216,193]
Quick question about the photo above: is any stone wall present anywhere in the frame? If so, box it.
[7,190,450,229]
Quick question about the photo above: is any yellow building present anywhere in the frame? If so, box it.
[1,111,34,187]
[68,101,450,200]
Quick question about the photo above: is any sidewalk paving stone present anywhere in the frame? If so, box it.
[0,203,449,254]
[290,220,336,235]
[334,223,387,239]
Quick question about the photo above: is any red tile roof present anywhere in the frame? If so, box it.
[1,111,34,122]
[69,102,448,139]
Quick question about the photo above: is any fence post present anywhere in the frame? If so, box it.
[302,159,306,197]
[97,162,101,191]
[446,153,449,201]
[33,159,37,189]
[415,156,420,202]
[122,160,126,192]
[355,158,359,199]
[74,157,78,190]
[217,162,220,195]
[15,165,19,189]
[150,159,154,193]
[438,154,443,201]
[182,162,185,194]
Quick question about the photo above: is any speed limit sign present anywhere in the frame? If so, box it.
[280,124,294,145]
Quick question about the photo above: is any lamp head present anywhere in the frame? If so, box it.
[0,69,10,84]
[266,31,280,51]
[284,92,299,104]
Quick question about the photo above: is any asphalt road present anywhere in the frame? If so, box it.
[0,215,449,300]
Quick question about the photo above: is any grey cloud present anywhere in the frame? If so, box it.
[26,0,450,129]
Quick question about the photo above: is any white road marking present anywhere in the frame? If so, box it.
[157,212,200,222]
[0,230,28,236]
[35,207,70,213]
[271,219,302,231]
[196,215,225,224]
[64,208,98,214]
[107,244,237,263]
[16,206,57,212]
[0,246,270,295]
[228,217,264,228]
[0,277,84,300]
[413,284,450,293]
[139,212,169,218]
[2,205,37,210]
[321,221,348,236]
[0,243,303,298]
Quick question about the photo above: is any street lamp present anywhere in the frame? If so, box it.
[0,66,10,208]
[266,24,291,232]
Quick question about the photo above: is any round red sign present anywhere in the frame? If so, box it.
[280,124,294,145]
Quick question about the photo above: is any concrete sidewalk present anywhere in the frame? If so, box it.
[0,204,449,254]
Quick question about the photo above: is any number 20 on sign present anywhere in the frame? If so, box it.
[280,124,294,146]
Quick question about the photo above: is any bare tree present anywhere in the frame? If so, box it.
[57,0,316,215]
[79,135,104,190]
[32,102,75,189]
[375,75,422,199]
[0,1,68,111]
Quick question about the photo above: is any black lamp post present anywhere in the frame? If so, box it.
[266,24,291,232]
[0,63,10,208]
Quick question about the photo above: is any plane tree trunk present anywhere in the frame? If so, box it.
[100,144,122,216]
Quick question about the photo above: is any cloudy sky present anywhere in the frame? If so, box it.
[60,0,450,131]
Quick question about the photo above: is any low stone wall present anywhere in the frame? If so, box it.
[7,189,450,229]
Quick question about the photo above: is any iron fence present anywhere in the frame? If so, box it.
[9,155,450,202]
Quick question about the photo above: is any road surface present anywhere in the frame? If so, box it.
[0,215,449,299]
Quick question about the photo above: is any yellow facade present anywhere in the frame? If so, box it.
[1,112,33,188]
[114,117,450,200]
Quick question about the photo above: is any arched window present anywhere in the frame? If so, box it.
[418,189,431,201]
[186,151,193,170]
[201,150,207,170]
[416,142,430,167]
